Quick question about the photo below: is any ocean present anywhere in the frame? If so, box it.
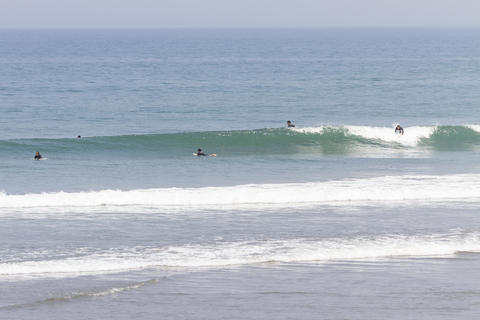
[1,28,480,319]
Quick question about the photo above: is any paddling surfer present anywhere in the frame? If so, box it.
[196,148,208,156]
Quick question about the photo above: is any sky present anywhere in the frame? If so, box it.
[1,0,479,28]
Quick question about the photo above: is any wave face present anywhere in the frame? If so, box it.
[1,174,480,211]
[1,231,479,278]
[2,125,480,157]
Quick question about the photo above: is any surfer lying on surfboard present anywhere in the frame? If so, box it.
[196,148,207,156]
[194,148,216,157]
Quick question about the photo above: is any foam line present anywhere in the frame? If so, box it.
[1,174,480,210]
[1,231,479,278]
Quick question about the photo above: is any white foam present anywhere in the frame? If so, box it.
[2,231,479,278]
[1,174,480,211]
[345,125,435,146]
[292,125,436,146]
[466,124,480,133]
[291,126,328,134]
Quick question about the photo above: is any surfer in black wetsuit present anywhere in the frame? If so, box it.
[395,125,404,135]
[287,120,295,127]
[34,151,42,160]
[196,148,207,156]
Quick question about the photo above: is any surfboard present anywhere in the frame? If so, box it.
[193,153,216,157]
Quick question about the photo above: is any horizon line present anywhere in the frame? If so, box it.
[1,26,480,30]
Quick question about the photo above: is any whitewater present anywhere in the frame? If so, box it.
[2,230,479,279]
[2,174,480,211]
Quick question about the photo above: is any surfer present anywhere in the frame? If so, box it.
[395,125,404,135]
[196,148,208,156]
[287,120,295,128]
[77,135,81,138]
[34,151,42,160]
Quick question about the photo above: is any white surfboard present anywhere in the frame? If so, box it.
[193,153,216,157]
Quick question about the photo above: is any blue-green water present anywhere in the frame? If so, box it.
[1,29,480,319]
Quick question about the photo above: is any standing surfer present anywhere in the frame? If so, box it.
[395,125,404,135]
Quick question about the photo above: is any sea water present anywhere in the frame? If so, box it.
[1,28,480,319]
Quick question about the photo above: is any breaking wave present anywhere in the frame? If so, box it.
[2,125,480,157]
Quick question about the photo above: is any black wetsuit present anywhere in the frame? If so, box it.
[34,154,42,160]
[395,127,404,134]
[197,152,207,156]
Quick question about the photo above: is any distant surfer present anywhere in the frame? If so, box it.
[287,120,295,128]
[34,151,42,160]
[395,125,404,135]
[194,148,216,157]
[77,135,81,138]
[195,148,208,156]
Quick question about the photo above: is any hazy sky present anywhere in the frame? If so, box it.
[1,0,479,28]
